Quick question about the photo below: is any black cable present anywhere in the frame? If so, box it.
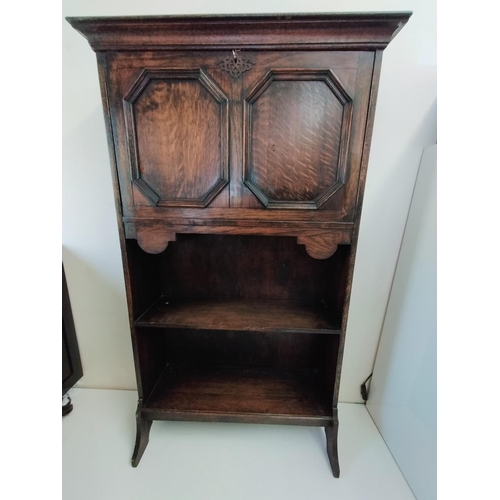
[360,373,373,402]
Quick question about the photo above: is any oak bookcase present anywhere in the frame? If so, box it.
[68,12,411,477]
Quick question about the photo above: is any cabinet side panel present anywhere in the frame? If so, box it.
[134,328,168,399]
[332,51,382,407]
[317,335,340,404]
[325,245,352,323]
[124,240,162,318]
[96,52,146,399]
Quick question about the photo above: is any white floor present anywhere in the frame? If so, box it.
[63,388,415,500]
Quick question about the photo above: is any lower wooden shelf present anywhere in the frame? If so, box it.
[142,366,332,426]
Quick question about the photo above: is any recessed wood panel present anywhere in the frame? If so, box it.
[143,366,331,423]
[244,70,352,209]
[159,234,333,301]
[124,69,229,207]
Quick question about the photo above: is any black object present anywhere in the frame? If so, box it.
[63,265,83,398]
[62,396,74,416]
[361,373,373,402]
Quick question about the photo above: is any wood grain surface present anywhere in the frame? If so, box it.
[143,366,332,424]
[67,12,412,51]
[133,223,352,256]
[160,329,338,371]
[103,49,367,219]
[245,71,351,208]
[135,297,340,334]
[124,70,228,207]
[68,11,412,475]
[157,234,344,304]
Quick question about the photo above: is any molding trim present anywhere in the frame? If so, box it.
[129,222,351,258]
[67,13,412,52]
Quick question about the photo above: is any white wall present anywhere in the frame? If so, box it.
[367,145,436,499]
[62,0,436,401]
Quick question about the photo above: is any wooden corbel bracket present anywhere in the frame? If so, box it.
[131,222,352,258]
[136,226,176,254]
[297,232,344,259]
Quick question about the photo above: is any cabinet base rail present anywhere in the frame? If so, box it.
[132,400,341,477]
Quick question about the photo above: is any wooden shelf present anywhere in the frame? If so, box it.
[135,297,341,334]
[143,366,332,426]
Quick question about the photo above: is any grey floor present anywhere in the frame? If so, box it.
[63,388,415,500]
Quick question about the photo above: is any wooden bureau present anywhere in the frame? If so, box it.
[67,12,411,477]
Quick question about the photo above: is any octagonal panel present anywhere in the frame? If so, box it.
[244,69,353,209]
[124,69,228,207]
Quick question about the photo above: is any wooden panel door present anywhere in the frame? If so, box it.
[244,68,352,210]
[124,69,229,208]
[234,50,373,220]
[105,49,374,223]
[105,53,232,214]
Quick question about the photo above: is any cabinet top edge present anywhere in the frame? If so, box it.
[66,12,413,23]
[66,11,412,52]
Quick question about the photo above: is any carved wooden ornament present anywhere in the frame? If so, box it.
[218,50,255,80]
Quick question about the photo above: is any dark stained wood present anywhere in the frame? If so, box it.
[124,239,162,317]
[106,52,234,215]
[143,366,332,425]
[324,245,351,318]
[67,12,411,51]
[136,297,340,334]
[135,226,176,255]
[228,64,247,208]
[101,48,370,221]
[158,234,344,306]
[217,50,358,211]
[124,208,356,225]
[239,52,361,215]
[96,53,152,402]
[131,399,152,467]
[130,328,167,402]
[122,241,166,400]
[103,48,367,220]
[132,223,352,257]
[68,12,411,476]
[317,333,340,404]
[297,232,344,259]
[161,329,336,371]
[325,409,340,477]
[124,69,229,207]
[244,69,352,209]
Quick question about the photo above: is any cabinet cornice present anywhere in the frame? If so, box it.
[67,12,411,52]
